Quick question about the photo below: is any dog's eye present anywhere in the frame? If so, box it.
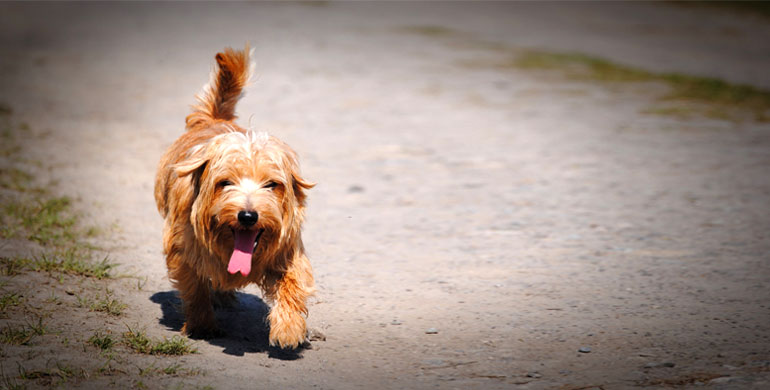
[218,180,233,187]
[263,181,278,190]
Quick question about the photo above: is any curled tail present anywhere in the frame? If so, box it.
[186,45,253,130]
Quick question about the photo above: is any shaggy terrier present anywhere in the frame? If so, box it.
[154,46,314,349]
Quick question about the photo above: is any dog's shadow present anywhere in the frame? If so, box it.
[150,291,304,360]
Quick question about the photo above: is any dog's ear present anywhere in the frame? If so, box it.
[278,143,314,205]
[291,172,314,206]
[175,155,208,178]
[174,151,209,205]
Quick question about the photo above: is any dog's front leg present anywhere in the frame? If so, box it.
[264,252,315,349]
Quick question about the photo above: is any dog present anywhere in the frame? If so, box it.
[154,45,315,349]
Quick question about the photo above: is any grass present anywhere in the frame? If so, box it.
[2,197,77,245]
[14,197,76,245]
[513,50,652,82]
[0,109,115,280]
[90,296,127,316]
[16,361,79,387]
[0,373,25,390]
[0,325,36,345]
[88,332,116,351]
[0,195,114,280]
[661,72,770,108]
[139,363,200,377]
[401,25,770,122]
[0,105,133,385]
[0,106,153,386]
[150,336,197,355]
[510,49,770,122]
[78,291,127,316]
[0,257,29,277]
[0,293,22,312]
[298,0,329,7]
[161,364,183,376]
[33,251,114,279]
[400,25,458,37]
[0,167,34,192]
[0,318,47,345]
[122,327,197,356]
[641,105,700,120]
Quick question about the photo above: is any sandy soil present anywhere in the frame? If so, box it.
[1,2,769,389]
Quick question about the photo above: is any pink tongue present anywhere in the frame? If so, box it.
[228,230,259,276]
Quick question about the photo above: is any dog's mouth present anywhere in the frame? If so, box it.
[227,228,263,276]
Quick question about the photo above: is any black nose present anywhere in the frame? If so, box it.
[237,210,258,227]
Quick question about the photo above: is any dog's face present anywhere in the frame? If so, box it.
[175,130,312,275]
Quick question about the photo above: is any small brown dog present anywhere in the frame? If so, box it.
[154,46,314,349]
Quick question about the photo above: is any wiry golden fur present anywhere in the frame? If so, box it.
[154,45,315,349]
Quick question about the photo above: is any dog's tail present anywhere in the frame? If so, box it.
[186,45,253,130]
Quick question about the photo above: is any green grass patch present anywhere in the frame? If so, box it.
[122,327,197,356]
[150,336,197,355]
[161,364,183,375]
[514,50,653,82]
[400,25,458,37]
[0,292,22,312]
[122,328,154,354]
[0,325,36,345]
[139,363,200,377]
[508,49,770,122]
[0,257,30,277]
[404,22,770,122]
[16,361,80,387]
[78,291,126,316]
[84,225,102,238]
[0,318,46,345]
[89,296,127,316]
[0,104,127,387]
[0,167,34,192]
[660,72,770,109]
[298,0,329,7]
[2,196,77,246]
[88,332,116,351]
[0,372,25,390]
[642,105,700,120]
[1,113,114,281]
[32,250,114,279]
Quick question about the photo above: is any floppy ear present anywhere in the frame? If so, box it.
[175,155,208,178]
[278,144,314,205]
[173,149,210,207]
[291,171,315,206]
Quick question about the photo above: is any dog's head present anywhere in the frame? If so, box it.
[175,130,313,276]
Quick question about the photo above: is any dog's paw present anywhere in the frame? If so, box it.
[268,311,307,349]
[181,322,224,339]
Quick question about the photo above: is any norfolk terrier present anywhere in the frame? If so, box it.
[154,46,315,349]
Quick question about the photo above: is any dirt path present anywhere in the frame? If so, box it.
[1,2,769,389]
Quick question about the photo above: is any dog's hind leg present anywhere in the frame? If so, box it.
[171,261,221,338]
